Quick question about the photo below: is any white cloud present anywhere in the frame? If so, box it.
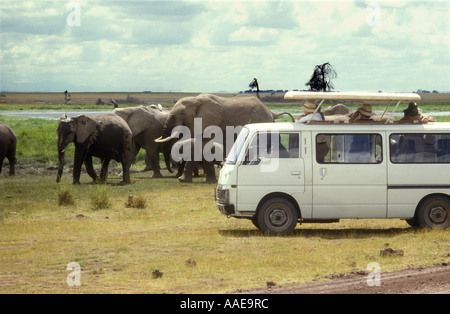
[0,0,448,92]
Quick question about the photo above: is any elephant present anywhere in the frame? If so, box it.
[171,138,224,182]
[113,105,172,178]
[56,113,135,185]
[0,122,17,176]
[155,93,294,183]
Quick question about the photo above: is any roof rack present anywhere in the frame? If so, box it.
[284,91,421,124]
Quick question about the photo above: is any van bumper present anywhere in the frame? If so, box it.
[217,203,235,216]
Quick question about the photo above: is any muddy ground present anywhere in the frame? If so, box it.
[235,264,449,294]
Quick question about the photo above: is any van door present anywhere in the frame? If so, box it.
[312,132,387,218]
[236,132,305,212]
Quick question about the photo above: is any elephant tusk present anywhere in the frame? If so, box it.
[155,136,172,143]
[155,136,162,141]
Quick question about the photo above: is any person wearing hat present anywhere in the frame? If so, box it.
[296,100,325,123]
[350,104,373,121]
[399,102,436,123]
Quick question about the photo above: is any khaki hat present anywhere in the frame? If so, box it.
[358,104,373,116]
[302,100,318,114]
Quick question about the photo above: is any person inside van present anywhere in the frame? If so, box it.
[349,104,373,121]
[296,100,325,123]
[399,102,436,124]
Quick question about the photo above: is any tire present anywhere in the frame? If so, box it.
[257,198,298,235]
[417,196,450,229]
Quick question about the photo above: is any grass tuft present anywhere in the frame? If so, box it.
[91,185,110,210]
[124,195,146,209]
[58,188,74,206]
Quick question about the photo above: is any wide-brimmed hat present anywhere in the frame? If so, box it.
[358,104,373,116]
[403,102,420,116]
[302,100,318,114]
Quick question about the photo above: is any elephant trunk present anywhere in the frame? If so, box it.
[163,142,173,173]
[57,139,68,183]
[155,116,178,143]
[57,150,65,183]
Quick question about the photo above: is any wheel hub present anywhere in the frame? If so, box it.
[269,209,287,226]
[429,206,447,224]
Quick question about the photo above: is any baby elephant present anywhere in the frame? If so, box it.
[56,114,135,184]
[0,121,17,176]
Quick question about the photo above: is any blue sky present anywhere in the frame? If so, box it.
[1,0,449,93]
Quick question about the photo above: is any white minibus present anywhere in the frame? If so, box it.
[215,92,450,235]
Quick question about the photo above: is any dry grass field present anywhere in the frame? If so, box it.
[1,171,449,294]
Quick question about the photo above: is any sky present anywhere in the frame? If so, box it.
[0,0,449,93]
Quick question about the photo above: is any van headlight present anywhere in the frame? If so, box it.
[215,186,230,204]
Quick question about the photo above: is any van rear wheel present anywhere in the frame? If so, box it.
[417,196,450,229]
[257,198,298,235]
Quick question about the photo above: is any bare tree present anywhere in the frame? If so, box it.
[249,78,260,98]
[305,62,337,91]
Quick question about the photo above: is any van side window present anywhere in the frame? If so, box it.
[244,132,300,164]
[390,133,450,163]
[317,134,382,164]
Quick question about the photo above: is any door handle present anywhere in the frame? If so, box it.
[320,168,327,178]
[291,171,301,176]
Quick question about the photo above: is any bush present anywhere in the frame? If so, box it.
[58,188,74,206]
[91,186,110,210]
[125,195,146,209]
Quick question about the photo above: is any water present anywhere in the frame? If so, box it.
[0,110,111,119]
[1,109,449,120]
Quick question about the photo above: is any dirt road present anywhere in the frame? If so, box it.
[236,265,449,294]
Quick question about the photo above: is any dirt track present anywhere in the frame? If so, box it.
[236,265,449,294]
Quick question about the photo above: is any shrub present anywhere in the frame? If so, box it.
[125,195,146,209]
[58,188,74,206]
[91,186,110,210]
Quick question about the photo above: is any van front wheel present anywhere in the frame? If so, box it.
[257,198,298,235]
[417,196,450,229]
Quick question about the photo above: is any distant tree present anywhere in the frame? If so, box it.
[305,62,337,91]
[249,78,260,98]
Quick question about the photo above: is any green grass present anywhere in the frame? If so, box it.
[0,115,148,171]
[0,173,448,293]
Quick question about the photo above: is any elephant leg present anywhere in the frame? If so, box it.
[143,150,153,172]
[121,160,131,185]
[147,148,162,178]
[0,155,4,175]
[100,158,111,183]
[176,160,185,178]
[8,156,16,176]
[84,155,98,183]
[203,161,217,183]
[73,147,87,184]
[193,163,199,177]
[178,160,194,183]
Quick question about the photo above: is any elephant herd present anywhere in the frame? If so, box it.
[0,93,295,184]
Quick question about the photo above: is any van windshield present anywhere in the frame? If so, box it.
[225,127,249,165]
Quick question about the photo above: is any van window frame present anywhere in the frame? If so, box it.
[243,131,301,165]
[389,133,450,164]
[316,133,383,164]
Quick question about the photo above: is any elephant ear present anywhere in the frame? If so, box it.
[128,107,160,136]
[75,115,97,144]
[194,96,224,131]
